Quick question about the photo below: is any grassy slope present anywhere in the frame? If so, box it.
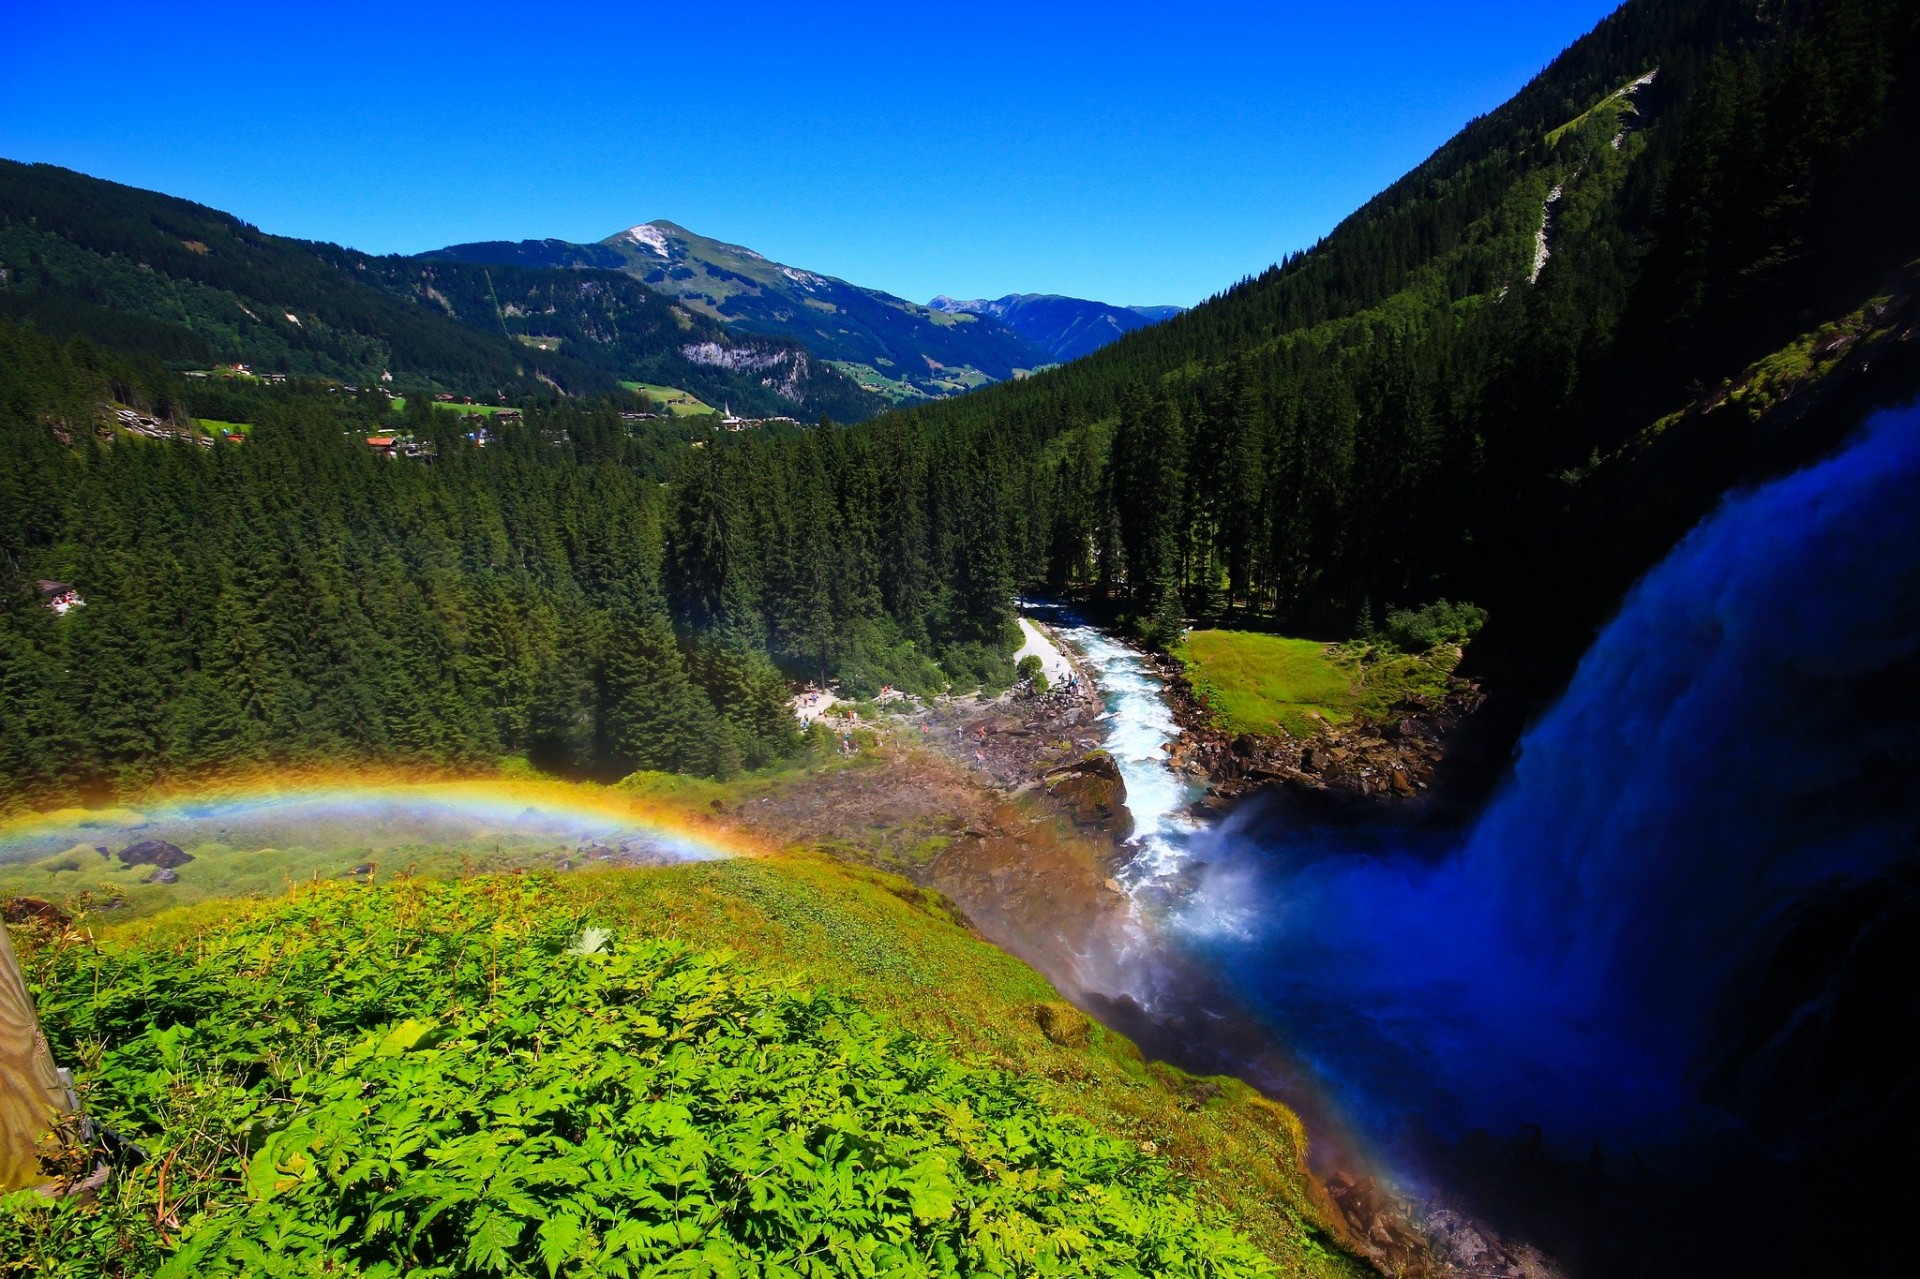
[0,767,1362,1276]
[1175,632,1360,738]
[1177,630,1462,738]
[6,858,1359,1277]
[557,858,1354,1273]
[621,381,717,416]
[388,398,517,417]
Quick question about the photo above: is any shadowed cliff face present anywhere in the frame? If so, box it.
[1160,403,1920,1262]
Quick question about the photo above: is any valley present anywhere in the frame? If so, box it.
[3,0,1918,1275]
[427,222,1178,404]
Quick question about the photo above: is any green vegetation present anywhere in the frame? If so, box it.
[1328,643,1464,721]
[0,821,585,924]
[1177,623,1471,738]
[2,863,1360,1277]
[0,321,1021,806]
[1543,68,1651,145]
[620,381,716,417]
[828,360,929,403]
[1380,599,1485,654]
[1176,632,1359,737]
[194,418,250,437]
[389,398,514,417]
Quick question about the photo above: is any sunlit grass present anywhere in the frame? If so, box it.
[1176,630,1360,737]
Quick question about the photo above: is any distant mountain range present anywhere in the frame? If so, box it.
[0,161,883,421]
[928,294,1184,363]
[423,225,1179,401]
[0,160,1181,416]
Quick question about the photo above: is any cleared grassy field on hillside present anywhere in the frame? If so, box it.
[1176,630,1360,738]
[388,398,516,416]
[1177,629,1465,738]
[620,380,716,415]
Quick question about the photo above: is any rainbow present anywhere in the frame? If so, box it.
[0,773,769,866]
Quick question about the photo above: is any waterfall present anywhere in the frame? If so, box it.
[1166,402,1920,1151]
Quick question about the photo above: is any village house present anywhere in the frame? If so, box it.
[36,580,83,614]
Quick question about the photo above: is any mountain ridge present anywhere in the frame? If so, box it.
[928,293,1185,363]
[427,221,1044,402]
[0,160,883,421]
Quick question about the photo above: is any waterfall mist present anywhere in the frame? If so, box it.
[1171,402,1920,1163]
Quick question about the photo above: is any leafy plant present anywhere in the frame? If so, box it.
[1380,600,1486,654]
[5,877,1275,1277]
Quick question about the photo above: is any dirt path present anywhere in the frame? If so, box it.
[1013,617,1075,685]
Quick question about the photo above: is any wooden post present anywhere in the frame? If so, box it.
[0,919,70,1191]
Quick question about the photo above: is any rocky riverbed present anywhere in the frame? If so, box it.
[1147,652,1489,820]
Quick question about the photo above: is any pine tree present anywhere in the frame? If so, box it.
[602,603,721,777]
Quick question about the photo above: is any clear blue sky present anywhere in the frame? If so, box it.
[1,1,1621,308]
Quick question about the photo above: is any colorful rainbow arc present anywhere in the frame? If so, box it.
[0,775,767,864]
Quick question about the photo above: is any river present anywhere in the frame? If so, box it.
[1029,399,1920,1278]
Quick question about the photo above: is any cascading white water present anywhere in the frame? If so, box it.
[1022,605,1203,889]
[1074,402,1920,1171]
[1033,399,1920,1157]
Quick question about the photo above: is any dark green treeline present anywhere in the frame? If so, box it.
[902,0,1920,641]
[0,325,1027,803]
[4,0,1916,803]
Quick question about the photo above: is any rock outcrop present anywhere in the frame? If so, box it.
[1,896,71,927]
[1043,750,1129,832]
[1150,656,1486,818]
[118,840,193,869]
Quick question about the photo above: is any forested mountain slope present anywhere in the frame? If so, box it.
[881,0,1920,664]
[0,162,882,421]
[4,0,1917,805]
[426,221,1049,402]
[349,251,883,421]
[0,317,1018,804]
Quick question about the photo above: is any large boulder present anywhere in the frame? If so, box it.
[1044,750,1129,833]
[118,839,193,869]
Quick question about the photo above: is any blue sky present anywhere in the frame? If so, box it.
[1,1,1621,307]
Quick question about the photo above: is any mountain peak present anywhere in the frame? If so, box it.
[618,223,674,258]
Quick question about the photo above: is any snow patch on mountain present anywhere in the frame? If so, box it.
[622,224,673,258]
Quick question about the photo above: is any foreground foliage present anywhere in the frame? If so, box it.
[2,876,1277,1277]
